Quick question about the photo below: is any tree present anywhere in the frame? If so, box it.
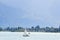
[17,27,23,30]
[31,26,35,32]
[35,25,40,32]
[45,27,50,32]
[0,27,2,31]
[58,26,60,32]
[6,27,10,31]
[50,27,54,32]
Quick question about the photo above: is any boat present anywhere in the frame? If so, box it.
[23,29,29,37]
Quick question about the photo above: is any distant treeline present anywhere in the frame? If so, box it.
[0,25,60,32]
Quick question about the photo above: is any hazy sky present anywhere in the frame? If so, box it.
[0,0,60,28]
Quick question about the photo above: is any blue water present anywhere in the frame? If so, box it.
[0,32,60,40]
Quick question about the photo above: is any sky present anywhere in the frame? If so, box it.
[0,0,60,28]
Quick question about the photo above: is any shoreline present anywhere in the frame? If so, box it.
[0,31,60,34]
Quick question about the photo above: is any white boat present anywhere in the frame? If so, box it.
[23,29,29,37]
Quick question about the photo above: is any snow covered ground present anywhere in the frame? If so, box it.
[0,32,60,40]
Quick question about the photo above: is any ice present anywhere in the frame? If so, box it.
[0,32,60,40]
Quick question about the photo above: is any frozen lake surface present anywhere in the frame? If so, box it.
[0,32,60,40]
